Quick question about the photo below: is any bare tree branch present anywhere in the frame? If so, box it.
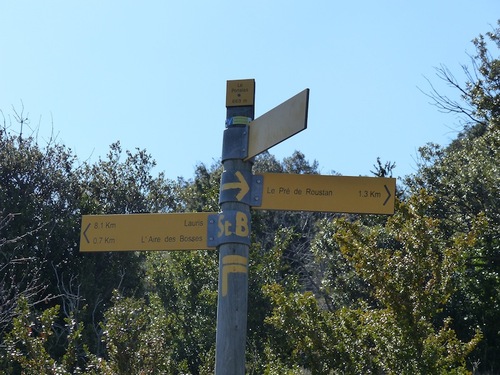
[419,65,488,128]
[0,213,54,335]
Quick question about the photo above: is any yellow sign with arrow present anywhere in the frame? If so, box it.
[80,212,216,252]
[254,173,395,214]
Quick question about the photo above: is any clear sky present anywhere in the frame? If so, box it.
[1,1,498,180]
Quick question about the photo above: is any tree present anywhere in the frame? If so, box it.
[76,141,176,355]
[411,20,500,372]
[0,112,177,368]
[144,250,218,374]
[263,192,481,374]
[0,212,46,337]
[0,112,82,363]
[98,292,175,374]
[423,21,500,133]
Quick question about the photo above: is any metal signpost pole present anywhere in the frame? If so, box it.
[214,80,255,374]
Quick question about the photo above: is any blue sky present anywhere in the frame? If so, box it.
[1,1,498,180]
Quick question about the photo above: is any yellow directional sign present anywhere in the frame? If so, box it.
[254,173,396,214]
[245,88,309,160]
[80,212,216,252]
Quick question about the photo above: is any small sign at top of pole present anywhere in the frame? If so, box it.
[226,79,255,107]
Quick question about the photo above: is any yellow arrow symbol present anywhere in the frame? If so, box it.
[222,171,250,201]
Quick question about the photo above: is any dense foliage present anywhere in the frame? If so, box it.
[1,21,498,374]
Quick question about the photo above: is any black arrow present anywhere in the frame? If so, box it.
[83,223,91,243]
[383,184,392,206]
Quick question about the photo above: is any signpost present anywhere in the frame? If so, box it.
[80,212,216,252]
[226,79,255,107]
[245,88,309,161]
[253,173,395,214]
[79,78,397,374]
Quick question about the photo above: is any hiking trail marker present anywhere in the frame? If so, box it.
[80,212,216,252]
[79,79,396,375]
[245,88,309,160]
[253,173,395,214]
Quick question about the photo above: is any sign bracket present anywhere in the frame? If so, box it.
[250,174,264,207]
[221,124,249,161]
[207,210,251,247]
